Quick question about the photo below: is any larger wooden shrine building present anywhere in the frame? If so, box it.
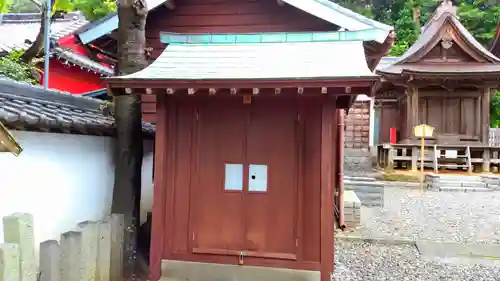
[374,0,500,172]
[106,1,393,281]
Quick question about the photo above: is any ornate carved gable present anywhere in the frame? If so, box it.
[419,24,480,63]
[405,17,494,64]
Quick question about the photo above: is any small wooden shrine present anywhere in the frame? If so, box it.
[106,29,389,281]
[374,0,500,172]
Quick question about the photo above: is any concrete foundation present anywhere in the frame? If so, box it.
[161,260,320,281]
[343,191,361,226]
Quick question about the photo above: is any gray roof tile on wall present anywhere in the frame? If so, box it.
[0,12,88,54]
[0,78,155,136]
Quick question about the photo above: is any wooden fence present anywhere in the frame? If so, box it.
[0,213,124,281]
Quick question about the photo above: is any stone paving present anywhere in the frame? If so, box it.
[345,186,500,243]
[333,239,500,281]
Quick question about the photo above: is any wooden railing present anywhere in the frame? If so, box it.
[489,128,500,147]
[377,143,500,172]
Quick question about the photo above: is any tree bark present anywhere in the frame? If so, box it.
[113,0,148,280]
[20,0,55,64]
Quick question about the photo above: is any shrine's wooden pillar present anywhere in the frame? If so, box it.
[481,87,491,144]
[407,85,419,171]
[482,88,492,172]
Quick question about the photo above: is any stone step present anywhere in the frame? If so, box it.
[343,187,384,207]
[343,176,377,182]
[343,180,383,187]
[416,241,500,267]
[436,181,486,188]
[438,186,491,192]
[344,186,383,194]
[435,175,482,181]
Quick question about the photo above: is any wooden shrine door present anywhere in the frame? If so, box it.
[191,97,299,262]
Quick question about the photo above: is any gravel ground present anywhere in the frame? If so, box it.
[333,240,500,281]
[355,187,500,243]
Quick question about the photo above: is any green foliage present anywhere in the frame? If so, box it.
[72,0,116,21]
[390,2,421,56]
[458,0,500,45]
[492,93,500,128]
[0,0,13,13]
[0,50,37,84]
[53,0,74,13]
[1,0,116,22]
[336,0,373,18]
[8,0,39,13]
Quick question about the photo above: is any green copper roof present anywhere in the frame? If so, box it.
[160,29,389,45]
[113,39,376,81]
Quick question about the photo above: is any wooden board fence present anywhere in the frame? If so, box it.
[0,213,124,281]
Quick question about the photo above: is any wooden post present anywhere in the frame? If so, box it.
[420,137,425,190]
[433,145,438,173]
[411,147,418,172]
[387,146,394,171]
[483,148,491,173]
[482,88,491,144]
[319,101,335,281]
[406,90,412,138]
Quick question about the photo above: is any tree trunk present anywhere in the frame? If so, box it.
[20,0,55,64]
[113,0,148,280]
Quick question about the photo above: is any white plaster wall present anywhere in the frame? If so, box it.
[0,130,154,247]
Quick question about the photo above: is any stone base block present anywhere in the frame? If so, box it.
[161,260,319,281]
[343,191,361,225]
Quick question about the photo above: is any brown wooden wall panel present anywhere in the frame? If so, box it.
[168,99,196,255]
[379,103,401,143]
[419,88,481,138]
[159,95,325,266]
[301,98,322,263]
[399,98,407,140]
[378,104,399,143]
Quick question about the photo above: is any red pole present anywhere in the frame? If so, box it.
[390,127,397,144]
[337,109,345,229]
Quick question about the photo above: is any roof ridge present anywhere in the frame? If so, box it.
[0,11,84,24]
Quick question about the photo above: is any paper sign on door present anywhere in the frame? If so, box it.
[248,164,268,192]
[224,164,243,191]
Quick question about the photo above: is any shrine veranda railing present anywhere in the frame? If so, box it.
[489,128,500,147]
[377,129,500,172]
